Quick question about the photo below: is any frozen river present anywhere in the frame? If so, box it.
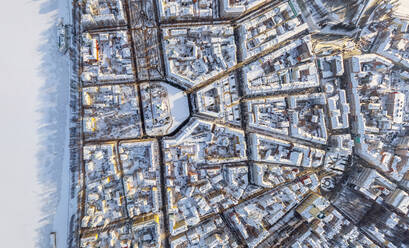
[0,0,52,247]
[0,0,71,247]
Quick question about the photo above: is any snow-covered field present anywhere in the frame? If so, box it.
[163,83,190,134]
[0,0,71,247]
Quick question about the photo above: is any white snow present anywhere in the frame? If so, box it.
[0,0,406,247]
[0,0,72,247]
[163,83,190,134]
[396,0,409,18]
